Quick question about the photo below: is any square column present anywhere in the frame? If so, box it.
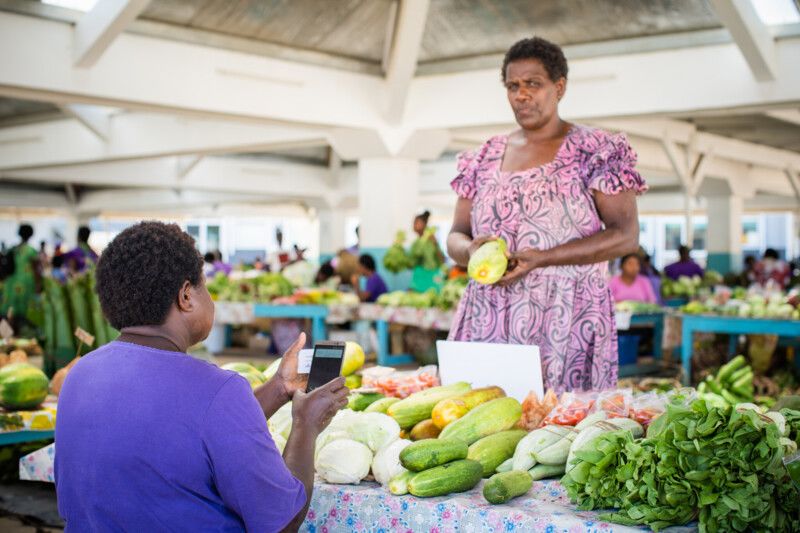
[706,195,743,273]
[358,158,420,248]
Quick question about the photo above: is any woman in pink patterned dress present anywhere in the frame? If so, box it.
[447,38,647,392]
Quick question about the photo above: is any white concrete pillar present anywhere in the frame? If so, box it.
[357,157,420,248]
[317,207,347,258]
[706,194,743,273]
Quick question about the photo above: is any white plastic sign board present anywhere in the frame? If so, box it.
[436,340,543,402]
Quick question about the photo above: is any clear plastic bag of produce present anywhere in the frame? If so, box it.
[630,392,668,427]
[591,389,633,419]
[541,391,599,427]
[517,389,558,431]
[360,365,440,398]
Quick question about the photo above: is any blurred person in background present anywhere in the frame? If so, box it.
[609,254,658,304]
[753,248,791,289]
[1,224,41,330]
[664,245,703,280]
[352,254,388,303]
[410,210,445,292]
[63,226,98,274]
[639,249,662,303]
[315,262,340,290]
[269,228,291,273]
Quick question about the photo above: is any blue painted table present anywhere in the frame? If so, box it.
[0,430,54,446]
[253,304,329,345]
[679,314,800,385]
[627,312,665,360]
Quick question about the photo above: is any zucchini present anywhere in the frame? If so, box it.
[717,355,746,384]
[364,397,400,414]
[467,429,527,477]
[410,419,441,440]
[439,397,522,445]
[483,470,533,504]
[400,438,468,472]
[528,463,565,481]
[388,382,471,429]
[512,425,574,471]
[388,470,414,495]
[348,392,385,411]
[407,459,483,498]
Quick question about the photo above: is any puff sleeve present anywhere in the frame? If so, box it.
[450,140,492,200]
[585,132,647,196]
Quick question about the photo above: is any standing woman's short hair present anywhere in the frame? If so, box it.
[96,222,203,330]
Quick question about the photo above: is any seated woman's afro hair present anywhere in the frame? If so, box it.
[96,221,204,330]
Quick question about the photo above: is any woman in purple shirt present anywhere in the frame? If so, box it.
[55,222,348,532]
[352,253,388,303]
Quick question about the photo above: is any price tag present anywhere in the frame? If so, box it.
[0,319,13,341]
[74,327,95,347]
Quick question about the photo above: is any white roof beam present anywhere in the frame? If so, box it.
[766,109,800,126]
[74,0,152,68]
[405,37,800,130]
[1,156,334,200]
[0,113,328,170]
[59,104,110,141]
[0,11,383,129]
[709,0,777,81]
[383,0,430,124]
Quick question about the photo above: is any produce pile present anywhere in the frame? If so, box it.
[563,400,800,532]
[206,272,294,302]
[382,227,444,273]
[661,271,722,299]
[42,271,117,375]
[681,287,800,319]
[614,301,663,315]
[272,288,359,306]
[375,277,467,310]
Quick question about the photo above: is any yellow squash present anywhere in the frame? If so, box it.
[432,386,506,429]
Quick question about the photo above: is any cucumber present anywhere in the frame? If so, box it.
[364,397,400,414]
[467,429,527,477]
[439,397,522,445]
[407,459,483,498]
[528,463,565,481]
[347,393,385,411]
[483,470,533,504]
[400,438,468,472]
[388,470,414,495]
[717,355,746,384]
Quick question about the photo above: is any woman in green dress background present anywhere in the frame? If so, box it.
[409,211,445,292]
[1,224,40,330]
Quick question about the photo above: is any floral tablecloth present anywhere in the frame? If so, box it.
[20,443,695,532]
[302,480,696,533]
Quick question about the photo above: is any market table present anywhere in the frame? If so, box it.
[359,304,456,366]
[1,399,57,446]
[252,304,330,344]
[679,313,800,385]
[18,443,694,532]
[616,312,665,360]
[0,430,54,446]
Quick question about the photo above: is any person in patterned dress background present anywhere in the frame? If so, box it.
[446,37,647,392]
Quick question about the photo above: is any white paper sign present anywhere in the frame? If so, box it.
[436,340,543,402]
[297,349,313,374]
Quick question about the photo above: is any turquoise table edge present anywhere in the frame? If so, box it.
[0,430,54,446]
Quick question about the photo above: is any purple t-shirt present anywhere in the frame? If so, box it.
[364,272,388,302]
[664,260,704,280]
[55,341,305,532]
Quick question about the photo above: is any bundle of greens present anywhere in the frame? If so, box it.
[408,227,442,271]
[433,277,467,310]
[563,399,800,532]
[383,231,413,273]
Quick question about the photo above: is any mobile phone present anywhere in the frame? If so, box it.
[305,341,346,392]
